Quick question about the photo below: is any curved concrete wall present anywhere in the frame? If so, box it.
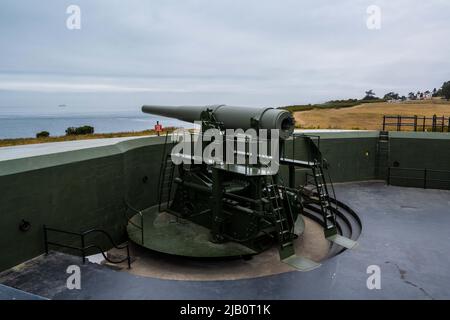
[0,136,166,272]
[0,131,449,271]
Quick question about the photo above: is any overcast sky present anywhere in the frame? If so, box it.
[0,0,449,114]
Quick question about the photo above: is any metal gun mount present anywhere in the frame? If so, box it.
[134,104,358,271]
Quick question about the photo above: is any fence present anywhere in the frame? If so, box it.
[382,115,450,132]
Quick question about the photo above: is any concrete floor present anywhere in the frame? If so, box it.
[111,217,328,281]
[0,284,46,300]
[1,181,450,299]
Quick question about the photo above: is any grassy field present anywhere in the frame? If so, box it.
[294,99,450,130]
[282,98,385,113]
[0,128,176,148]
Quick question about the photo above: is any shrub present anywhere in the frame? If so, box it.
[65,126,95,135]
[77,126,94,135]
[65,127,75,135]
[36,131,50,138]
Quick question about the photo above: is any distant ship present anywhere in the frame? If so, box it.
[58,104,67,108]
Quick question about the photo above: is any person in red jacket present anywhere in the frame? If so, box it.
[154,121,163,136]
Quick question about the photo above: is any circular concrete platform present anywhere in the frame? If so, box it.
[113,216,328,280]
[127,206,306,258]
[128,210,255,257]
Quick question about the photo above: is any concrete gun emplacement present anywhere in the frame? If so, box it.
[139,103,358,271]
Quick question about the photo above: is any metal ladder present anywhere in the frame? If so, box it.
[288,135,358,252]
[158,133,176,212]
[263,176,321,271]
[377,131,390,179]
[264,175,295,260]
[306,161,358,250]
[310,162,338,238]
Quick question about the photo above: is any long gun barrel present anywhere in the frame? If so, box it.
[142,105,295,139]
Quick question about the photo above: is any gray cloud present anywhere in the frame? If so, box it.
[0,0,449,114]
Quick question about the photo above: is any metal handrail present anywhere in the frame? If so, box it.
[324,165,339,212]
[43,225,131,268]
[388,167,450,189]
[389,167,450,173]
[289,133,321,163]
[82,228,128,249]
[277,176,296,232]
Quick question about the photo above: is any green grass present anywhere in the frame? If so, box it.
[281,98,386,113]
[0,127,177,148]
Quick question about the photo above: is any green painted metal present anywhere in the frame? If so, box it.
[142,105,295,139]
[282,255,321,272]
[327,234,358,250]
[127,204,309,258]
[127,206,257,257]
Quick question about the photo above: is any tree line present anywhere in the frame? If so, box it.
[363,81,450,101]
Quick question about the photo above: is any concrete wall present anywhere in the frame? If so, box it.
[281,132,379,186]
[387,132,450,189]
[1,131,449,272]
[389,132,450,170]
[0,137,166,272]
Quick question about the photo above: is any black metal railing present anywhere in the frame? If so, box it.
[170,130,282,175]
[165,131,324,176]
[282,133,321,163]
[387,167,450,190]
[43,226,131,268]
[382,115,450,132]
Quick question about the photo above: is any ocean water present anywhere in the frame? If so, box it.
[0,112,189,139]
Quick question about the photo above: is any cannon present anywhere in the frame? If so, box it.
[142,105,295,139]
[129,104,357,271]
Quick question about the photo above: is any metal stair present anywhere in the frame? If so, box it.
[263,176,321,271]
[310,161,338,238]
[301,194,362,257]
[264,176,295,260]
[303,151,358,250]
[303,165,359,251]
